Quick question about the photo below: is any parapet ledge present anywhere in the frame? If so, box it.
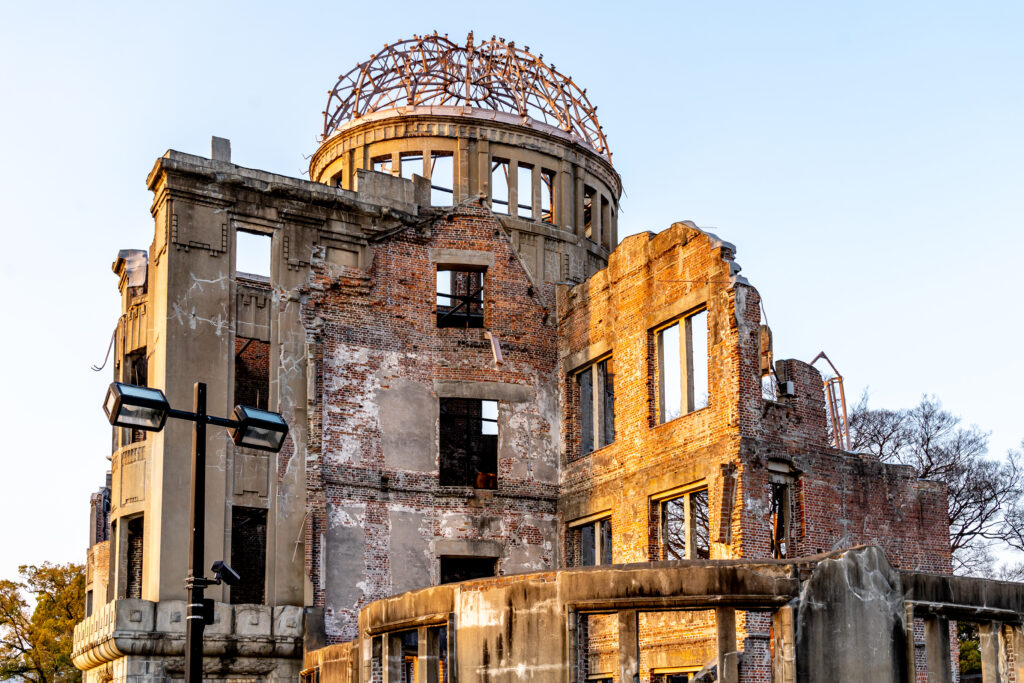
[72,599,304,671]
[147,150,423,220]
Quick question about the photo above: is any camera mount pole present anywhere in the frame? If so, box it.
[185,382,207,683]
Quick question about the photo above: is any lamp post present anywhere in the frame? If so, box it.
[103,381,288,683]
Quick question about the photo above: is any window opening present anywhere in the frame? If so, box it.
[661,488,710,560]
[583,186,595,240]
[656,309,709,423]
[571,517,612,566]
[371,154,394,175]
[126,516,143,599]
[600,196,612,249]
[439,398,498,488]
[428,625,448,683]
[400,152,423,180]
[440,556,496,583]
[517,163,533,218]
[235,337,270,410]
[579,613,618,683]
[429,152,454,205]
[85,590,93,617]
[540,169,555,224]
[491,158,510,214]
[436,268,485,328]
[769,481,790,559]
[399,630,417,683]
[576,357,616,456]
[123,348,148,445]
[236,230,271,280]
[230,506,267,604]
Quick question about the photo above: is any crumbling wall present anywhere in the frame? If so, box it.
[302,204,562,642]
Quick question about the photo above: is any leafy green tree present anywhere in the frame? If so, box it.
[0,563,84,682]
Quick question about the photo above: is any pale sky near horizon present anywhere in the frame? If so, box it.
[0,1,1021,581]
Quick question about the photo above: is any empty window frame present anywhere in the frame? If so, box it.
[576,357,615,455]
[438,398,498,489]
[660,487,710,560]
[769,480,791,559]
[121,348,148,446]
[371,153,394,175]
[656,309,709,423]
[436,268,485,328]
[235,337,270,410]
[125,516,144,599]
[429,152,454,205]
[540,169,555,224]
[570,516,613,567]
[583,186,596,241]
[516,163,533,218]
[491,158,510,213]
[439,556,497,583]
[230,506,267,604]
[400,152,423,180]
[600,197,612,249]
[236,230,271,280]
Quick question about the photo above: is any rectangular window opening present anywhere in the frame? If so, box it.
[400,152,423,181]
[122,348,149,445]
[583,186,595,241]
[126,516,143,599]
[770,481,790,559]
[230,506,267,604]
[540,169,555,224]
[427,625,448,683]
[429,152,454,205]
[570,516,613,567]
[579,612,618,683]
[236,230,272,280]
[600,197,612,249]
[575,357,615,456]
[371,154,394,175]
[439,556,496,584]
[399,630,417,683]
[436,268,485,328]
[439,398,498,488]
[516,163,533,218]
[235,337,270,410]
[656,309,709,423]
[491,158,510,214]
[660,488,710,560]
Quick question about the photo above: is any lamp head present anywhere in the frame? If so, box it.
[103,382,170,431]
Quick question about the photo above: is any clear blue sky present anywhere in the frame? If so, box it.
[1,1,1021,580]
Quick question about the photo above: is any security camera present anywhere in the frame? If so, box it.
[211,561,241,587]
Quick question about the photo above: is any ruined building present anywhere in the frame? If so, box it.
[73,34,1024,683]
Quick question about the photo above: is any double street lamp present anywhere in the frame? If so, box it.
[103,381,288,683]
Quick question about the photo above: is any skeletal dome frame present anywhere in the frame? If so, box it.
[322,32,611,162]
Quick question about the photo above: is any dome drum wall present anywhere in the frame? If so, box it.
[310,107,621,283]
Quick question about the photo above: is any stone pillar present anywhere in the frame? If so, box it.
[592,191,602,248]
[924,616,952,683]
[980,622,1007,683]
[417,626,432,683]
[717,607,738,683]
[574,173,585,238]
[532,164,542,221]
[904,605,918,683]
[456,138,470,202]
[508,159,519,218]
[618,610,638,683]
[772,606,796,683]
[382,632,402,683]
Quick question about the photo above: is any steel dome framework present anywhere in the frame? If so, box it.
[322,32,611,162]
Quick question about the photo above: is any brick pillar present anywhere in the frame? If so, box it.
[775,359,829,448]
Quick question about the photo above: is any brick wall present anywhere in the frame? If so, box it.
[556,223,953,680]
[301,204,561,642]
